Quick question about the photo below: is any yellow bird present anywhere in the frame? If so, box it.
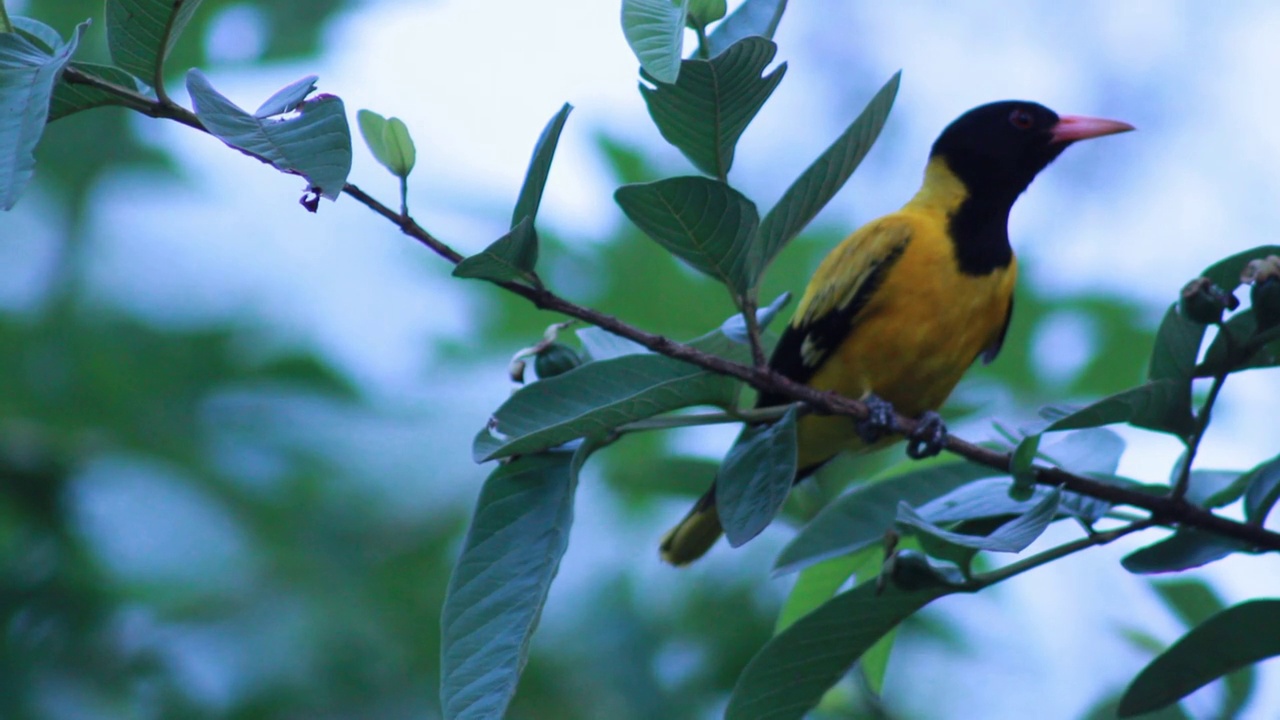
[661,101,1134,565]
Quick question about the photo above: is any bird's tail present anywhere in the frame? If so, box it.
[659,488,722,566]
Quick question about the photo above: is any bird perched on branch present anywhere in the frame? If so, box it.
[660,101,1134,565]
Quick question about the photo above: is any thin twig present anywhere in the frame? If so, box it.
[969,517,1159,589]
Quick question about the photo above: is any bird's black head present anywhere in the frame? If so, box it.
[930,100,1132,204]
[927,101,1133,275]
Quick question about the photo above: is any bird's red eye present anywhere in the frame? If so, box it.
[1009,109,1035,130]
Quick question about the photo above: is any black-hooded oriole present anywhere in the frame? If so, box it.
[661,101,1134,565]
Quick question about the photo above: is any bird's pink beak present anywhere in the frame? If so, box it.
[1050,115,1135,144]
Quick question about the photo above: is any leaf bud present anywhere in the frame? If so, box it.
[534,343,583,380]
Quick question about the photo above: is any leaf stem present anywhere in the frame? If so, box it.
[399,177,409,217]
[1171,370,1228,500]
[694,22,710,59]
[970,518,1158,588]
[740,296,768,368]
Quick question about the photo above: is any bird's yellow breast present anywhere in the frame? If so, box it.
[789,161,1017,469]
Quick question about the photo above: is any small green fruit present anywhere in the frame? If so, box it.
[534,343,582,379]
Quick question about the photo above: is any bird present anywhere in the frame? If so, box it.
[659,101,1134,565]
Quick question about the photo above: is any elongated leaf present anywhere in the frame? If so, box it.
[512,103,571,228]
[0,19,85,210]
[1242,454,1280,524]
[1151,580,1256,719]
[757,71,900,265]
[49,61,142,122]
[621,0,687,84]
[1119,600,1280,717]
[775,550,867,632]
[1009,433,1039,498]
[615,176,761,295]
[473,330,746,462]
[1186,469,1246,508]
[452,216,538,284]
[440,451,580,720]
[576,327,648,361]
[255,75,318,118]
[1044,380,1194,438]
[1149,304,1205,384]
[1121,529,1249,574]
[186,70,352,199]
[705,0,787,58]
[726,581,947,720]
[106,0,203,86]
[641,36,785,179]
[774,460,995,574]
[717,406,798,546]
[897,487,1061,553]
[913,476,1105,526]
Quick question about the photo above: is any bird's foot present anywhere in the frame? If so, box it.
[855,394,900,444]
[906,410,948,459]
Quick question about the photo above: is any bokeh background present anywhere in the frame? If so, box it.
[5,0,1280,718]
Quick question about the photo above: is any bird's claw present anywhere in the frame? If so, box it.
[906,411,948,459]
[856,394,900,443]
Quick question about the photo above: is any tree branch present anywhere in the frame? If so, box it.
[78,75,1280,554]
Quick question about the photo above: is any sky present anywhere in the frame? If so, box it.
[9,0,1280,717]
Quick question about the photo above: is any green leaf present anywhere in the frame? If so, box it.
[717,406,798,547]
[897,487,1061,553]
[452,217,538,284]
[255,75,318,118]
[1121,529,1250,574]
[1152,580,1257,719]
[774,460,995,574]
[1242,454,1280,524]
[615,176,761,295]
[1119,599,1280,717]
[1200,245,1280,291]
[1145,304,1201,429]
[439,451,580,720]
[686,0,727,28]
[1148,304,1205,384]
[0,18,85,210]
[1044,380,1194,438]
[757,71,900,266]
[106,0,203,87]
[913,477,1042,524]
[472,329,746,462]
[49,61,142,122]
[726,581,947,720]
[620,0,688,85]
[705,0,787,58]
[775,550,867,633]
[512,103,571,229]
[640,36,785,179]
[576,327,648,361]
[186,70,352,200]
[1185,469,1246,509]
[1009,433,1039,498]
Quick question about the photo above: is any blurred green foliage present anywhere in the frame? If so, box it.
[2,2,1188,718]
